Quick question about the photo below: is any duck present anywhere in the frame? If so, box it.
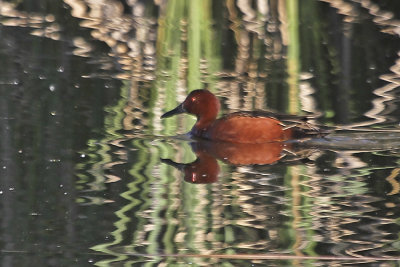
[161,89,325,143]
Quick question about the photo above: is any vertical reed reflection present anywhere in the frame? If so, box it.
[65,0,400,265]
[1,0,400,265]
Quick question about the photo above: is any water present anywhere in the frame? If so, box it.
[1,0,400,266]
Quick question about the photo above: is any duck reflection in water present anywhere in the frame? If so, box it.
[161,140,313,184]
[160,89,327,183]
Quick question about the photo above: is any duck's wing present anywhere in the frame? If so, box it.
[225,111,330,138]
[225,110,318,123]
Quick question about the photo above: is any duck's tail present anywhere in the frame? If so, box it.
[283,122,332,139]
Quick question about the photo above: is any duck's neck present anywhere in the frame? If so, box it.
[190,97,220,137]
[192,115,217,137]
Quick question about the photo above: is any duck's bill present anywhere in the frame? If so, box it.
[161,104,185,118]
[160,158,186,170]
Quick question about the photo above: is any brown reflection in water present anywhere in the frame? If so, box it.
[162,140,312,183]
[2,1,400,265]
[386,168,400,195]
[64,0,157,78]
[339,50,400,128]
[0,2,61,40]
[63,0,157,134]
[61,0,305,127]
[3,0,398,133]
[2,0,400,130]
[320,0,400,128]
[59,0,400,133]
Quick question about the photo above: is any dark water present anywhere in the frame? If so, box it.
[1,0,400,266]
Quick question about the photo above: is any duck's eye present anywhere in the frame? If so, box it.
[191,97,197,102]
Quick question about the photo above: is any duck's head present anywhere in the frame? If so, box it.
[161,89,220,128]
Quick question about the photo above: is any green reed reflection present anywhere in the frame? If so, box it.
[1,0,400,266]
[68,0,400,266]
[299,0,340,122]
[155,0,222,139]
[286,0,300,113]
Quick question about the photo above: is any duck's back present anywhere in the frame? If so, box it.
[203,113,288,143]
[199,111,324,143]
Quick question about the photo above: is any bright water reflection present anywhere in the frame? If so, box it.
[78,136,400,266]
[0,0,400,266]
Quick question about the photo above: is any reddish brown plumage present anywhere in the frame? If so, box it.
[161,141,285,183]
[161,89,324,143]
[202,116,291,143]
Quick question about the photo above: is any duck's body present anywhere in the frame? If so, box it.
[161,89,325,143]
[195,113,289,143]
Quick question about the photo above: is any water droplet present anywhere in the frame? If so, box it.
[64,192,68,195]
[74,84,80,88]
[49,84,56,91]
[12,79,19,85]
[50,111,57,116]
[49,159,61,162]
[57,66,64,72]
[0,191,3,194]
[2,166,6,169]
[59,184,63,188]
[80,154,86,158]
[39,75,46,80]
[18,150,23,153]
[30,212,39,216]
[88,259,94,263]
[9,187,14,191]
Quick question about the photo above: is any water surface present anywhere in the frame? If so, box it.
[0,0,400,266]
